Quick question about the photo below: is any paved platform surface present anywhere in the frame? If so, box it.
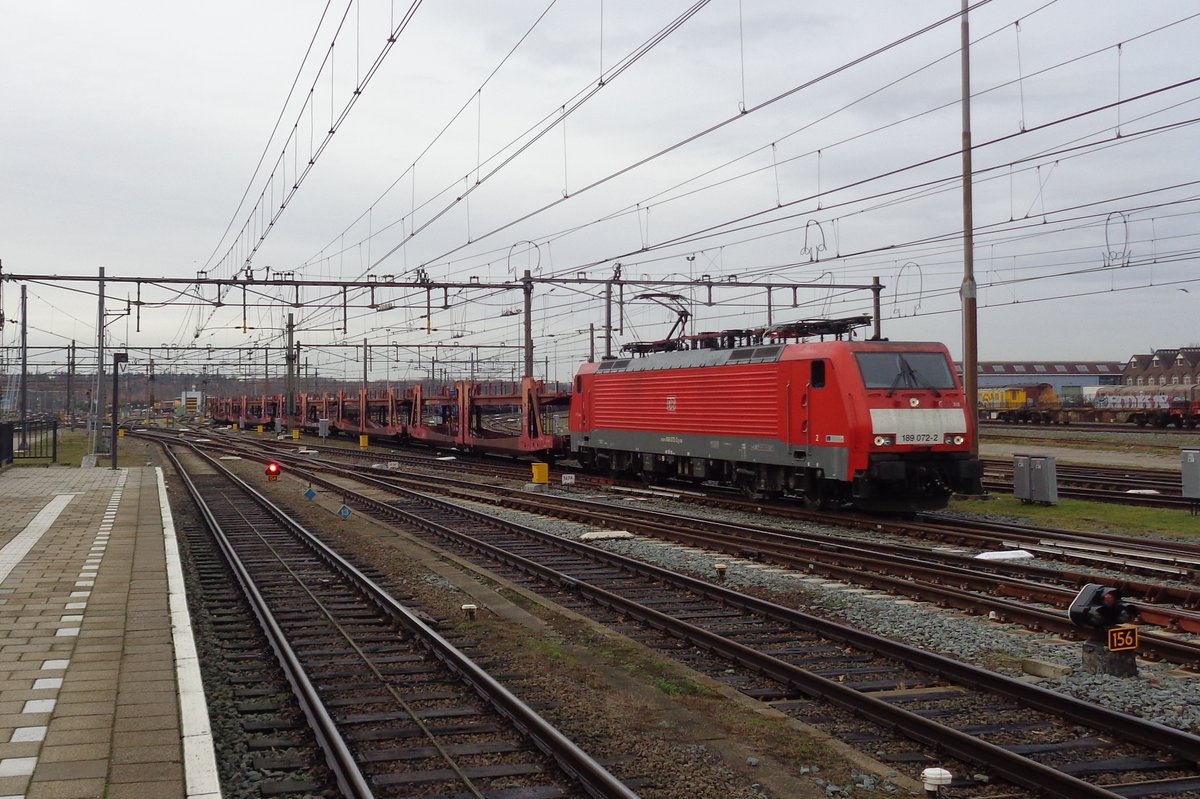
[0,467,217,799]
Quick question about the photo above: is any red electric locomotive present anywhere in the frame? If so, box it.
[569,337,982,512]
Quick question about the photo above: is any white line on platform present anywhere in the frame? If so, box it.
[0,495,74,586]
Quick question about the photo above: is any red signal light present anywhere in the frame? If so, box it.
[265,462,281,481]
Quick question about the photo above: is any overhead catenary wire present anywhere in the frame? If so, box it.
[185,0,426,348]
[289,0,1072,278]
[197,0,337,277]
[14,1,1200,378]
[311,2,1197,289]
[296,0,560,275]
[367,0,718,273]
[386,0,999,274]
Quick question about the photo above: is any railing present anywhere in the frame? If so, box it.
[2,419,59,464]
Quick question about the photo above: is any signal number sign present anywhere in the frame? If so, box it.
[1107,625,1138,652]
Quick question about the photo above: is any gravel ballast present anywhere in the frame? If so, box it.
[447,487,1200,734]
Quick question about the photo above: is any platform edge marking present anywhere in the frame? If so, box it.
[156,467,222,798]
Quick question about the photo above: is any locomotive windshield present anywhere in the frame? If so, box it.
[855,351,957,392]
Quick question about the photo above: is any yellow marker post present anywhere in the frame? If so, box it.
[359,434,369,450]
[292,429,300,441]
[232,422,239,431]
[1107,625,1138,652]
[117,429,125,439]
[531,463,549,484]
[256,425,264,435]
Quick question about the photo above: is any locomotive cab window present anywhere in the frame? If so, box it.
[811,360,826,388]
[575,376,583,393]
[856,352,956,391]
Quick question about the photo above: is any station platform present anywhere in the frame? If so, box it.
[0,466,218,799]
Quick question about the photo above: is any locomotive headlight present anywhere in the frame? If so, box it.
[944,434,965,446]
[873,435,893,447]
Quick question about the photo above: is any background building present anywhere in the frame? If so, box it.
[962,361,1123,400]
[1122,348,1200,386]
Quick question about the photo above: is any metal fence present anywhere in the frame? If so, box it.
[1,420,59,464]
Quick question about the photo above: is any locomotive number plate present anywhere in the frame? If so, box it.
[898,433,940,444]
[1107,625,1138,652]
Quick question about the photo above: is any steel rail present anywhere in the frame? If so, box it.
[165,439,640,799]
[172,433,1200,662]
[162,444,374,799]
[469,491,1200,662]
[253,435,1200,600]
[281,461,1200,797]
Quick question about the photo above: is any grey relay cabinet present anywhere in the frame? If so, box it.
[1183,449,1200,514]
[1013,454,1058,505]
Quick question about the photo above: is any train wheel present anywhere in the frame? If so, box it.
[741,484,765,500]
[803,484,831,511]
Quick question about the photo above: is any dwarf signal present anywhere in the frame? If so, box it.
[265,462,281,481]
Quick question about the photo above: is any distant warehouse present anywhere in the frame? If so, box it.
[960,361,1123,398]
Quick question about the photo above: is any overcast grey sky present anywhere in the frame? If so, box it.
[2,1,1198,383]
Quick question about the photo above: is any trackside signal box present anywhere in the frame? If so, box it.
[1183,449,1200,514]
[1013,454,1057,505]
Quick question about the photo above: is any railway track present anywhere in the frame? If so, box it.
[247,449,1200,797]
[982,420,1200,434]
[171,433,1200,645]
[228,441,1200,667]
[215,425,1197,513]
[199,427,1200,506]
[981,459,1190,509]
[161,440,638,799]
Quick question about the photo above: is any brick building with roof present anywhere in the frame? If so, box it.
[1122,348,1200,386]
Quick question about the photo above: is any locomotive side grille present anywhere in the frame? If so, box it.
[592,368,779,436]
